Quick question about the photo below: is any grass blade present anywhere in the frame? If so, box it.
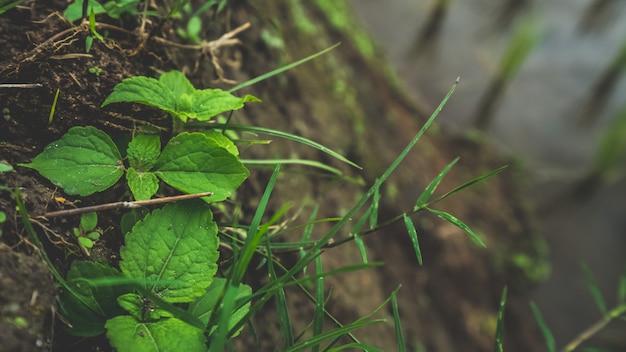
[530,301,556,352]
[207,123,360,169]
[209,165,281,351]
[494,286,507,352]
[326,343,384,352]
[312,253,325,352]
[391,288,407,352]
[229,43,340,93]
[300,205,319,275]
[426,208,487,248]
[48,88,60,124]
[403,214,423,265]
[241,158,343,175]
[415,157,459,208]
[436,165,508,202]
[581,263,608,315]
[283,319,385,352]
[351,207,373,264]
[369,183,380,229]
[265,238,293,347]
[619,265,626,304]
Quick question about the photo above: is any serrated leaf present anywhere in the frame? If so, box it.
[415,157,459,208]
[106,316,206,352]
[80,212,98,232]
[127,134,161,171]
[58,261,128,337]
[153,132,249,202]
[102,71,259,122]
[126,167,159,200]
[188,277,251,337]
[201,130,239,156]
[117,293,173,322]
[19,126,123,196]
[119,200,219,303]
[427,208,487,248]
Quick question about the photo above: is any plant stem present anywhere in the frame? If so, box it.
[562,304,626,352]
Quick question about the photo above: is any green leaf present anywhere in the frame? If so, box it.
[200,130,239,156]
[78,236,94,249]
[126,167,159,201]
[106,316,206,352]
[153,132,249,202]
[19,126,123,196]
[119,200,219,303]
[530,301,556,352]
[426,208,487,248]
[436,166,507,202]
[101,71,259,122]
[581,263,607,315]
[80,212,98,232]
[64,0,107,22]
[402,214,422,265]
[391,289,406,352]
[415,157,459,208]
[117,293,173,321]
[189,278,251,337]
[494,286,507,352]
[127,134,161,171]
[0,162,13,172]
[58,261,128,337]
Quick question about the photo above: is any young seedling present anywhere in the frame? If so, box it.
[72,212,100,256]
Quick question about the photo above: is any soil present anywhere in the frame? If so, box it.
[1,1,547,351]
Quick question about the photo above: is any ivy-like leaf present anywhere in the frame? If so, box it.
[58,261,128,337]
[19,126,123,196]
[106,316,206,352]
[127,134,161,171]
[119,200,219,303]
[101,71,259,122]
[188,277,251,337]
[126,167,159,200]
[153,132,249,202]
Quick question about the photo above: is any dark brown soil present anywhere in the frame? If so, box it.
[0,1,546,351]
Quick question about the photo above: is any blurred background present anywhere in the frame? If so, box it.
[348,0,626,348]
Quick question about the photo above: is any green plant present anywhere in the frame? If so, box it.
[73,212,101,255]
[101,70,259,132]
[58,200,251,351]
[0,162,12,236]
[530,264,626,352]
[88,66,103,76]
[0,0,23,15]
[174,1,229,44]
[64,0,142,22]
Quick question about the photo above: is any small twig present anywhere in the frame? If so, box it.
[40,192,213,218]
[0,83,43,88]
[153,22,251,83]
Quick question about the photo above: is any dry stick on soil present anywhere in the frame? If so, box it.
[0,83,43,88]
[39,192,213,218]
[153,22,251,83]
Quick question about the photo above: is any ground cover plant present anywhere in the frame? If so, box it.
[0,1,575,351]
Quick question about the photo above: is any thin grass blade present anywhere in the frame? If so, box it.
[494,286,507,352]
[229,43,340,92]
[326,343,384,352]
[530,301,556,352]
[415,157,459,208]
[391,288,407,352]
[403,214,423,265]
[300,205,319,275]
[369,182,380,229]
[436,165,507,202]
[582,263,608,315]
[241,159,343,175]
[619,265,626,304]
[283,319,385,352]
[426,208,487,247]
[312,252,325,352]
[209,165,280,351]
[265,239,293,347]
[351,207,373,263]
[207,123,360,169]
